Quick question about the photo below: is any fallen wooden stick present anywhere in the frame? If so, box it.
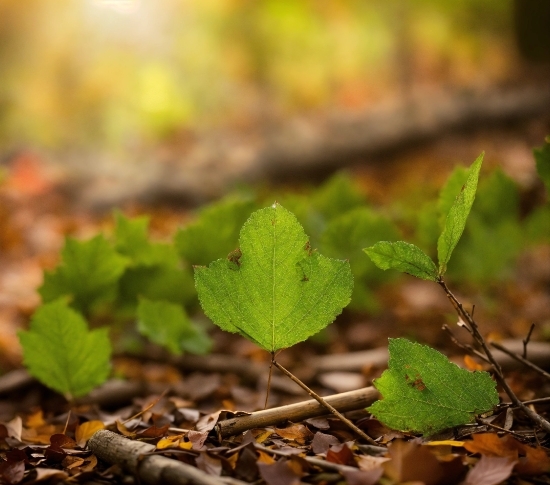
[215,386,379,438]
[88,429,246,485]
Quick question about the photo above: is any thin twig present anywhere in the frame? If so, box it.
[437,278,550,434]
[490,341,550,381]
[441,324,490,364]
[271,360,378,445]
[476,418,527,441]
[523,323,535,359]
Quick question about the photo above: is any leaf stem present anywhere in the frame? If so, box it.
[271,359,378,445]
[437,278,550,434]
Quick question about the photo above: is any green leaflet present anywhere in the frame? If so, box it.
[369,338,498,435]
[39,235,129,314]
[175,196,256,266]
[364,241,438,282]
[137,299,211,355]
[437,154,483,275]
[19,300,111,400]
[194,203,353,352]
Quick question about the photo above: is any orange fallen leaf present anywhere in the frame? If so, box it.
[75,421,105,447]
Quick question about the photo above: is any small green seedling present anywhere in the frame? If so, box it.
[19,299,111,401]
[365,153,502,433]
[195,203,380,442]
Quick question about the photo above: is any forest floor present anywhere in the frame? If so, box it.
[0,121,549,485]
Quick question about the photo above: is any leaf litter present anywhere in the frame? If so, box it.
[0,154,549,484]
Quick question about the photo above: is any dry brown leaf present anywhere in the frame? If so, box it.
[274,424,313,444]
[463,455,516,485]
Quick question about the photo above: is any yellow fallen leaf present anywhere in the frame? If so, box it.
[157,435,183,450]
[75,421,105,447]
[179,440,193,450]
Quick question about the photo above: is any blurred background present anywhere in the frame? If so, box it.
[1,0,549,206]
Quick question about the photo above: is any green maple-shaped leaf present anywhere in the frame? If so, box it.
[437,153,483,275]
[19,300,111,400]
[39,235,129,313]
[369,338,498,435]
[364,241,438,282]
[194,203,353,352]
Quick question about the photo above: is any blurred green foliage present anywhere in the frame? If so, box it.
[0,0,515,151]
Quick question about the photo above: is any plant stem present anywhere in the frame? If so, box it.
[271,360,379,445]
[437,278,550,434]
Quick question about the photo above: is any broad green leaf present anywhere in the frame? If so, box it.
[114,211,178,267]
[369,338,498,435]
[320,208,400,310]
[311,172,366,221]
[175,196,256,266]
[39,235,129,313]
[364,241,438,282]
[437,153,483,275]
[19,300,111,400]
[534,138,550,193]
[194,203,353,352]
[137,299,211,355]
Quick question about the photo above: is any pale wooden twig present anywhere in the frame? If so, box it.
[216,386,379,439]
[88,429,247,485]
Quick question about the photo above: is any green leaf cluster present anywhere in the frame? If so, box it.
[366,153,483,281]
[276,172,399,311]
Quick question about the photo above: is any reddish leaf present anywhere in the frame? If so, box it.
[326,443,356,467]
[258,458,303,485]
[196,452,222,476]
[463,455,516,485]
[0,460,25,485]
[50,434,77,449]
[188,430,209,450]
[341,468,384,485]
[235,443,260,482]
[311,432,340,455]
[137,424,170,438]
[44,445,66,463]
[383,440,445,485]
